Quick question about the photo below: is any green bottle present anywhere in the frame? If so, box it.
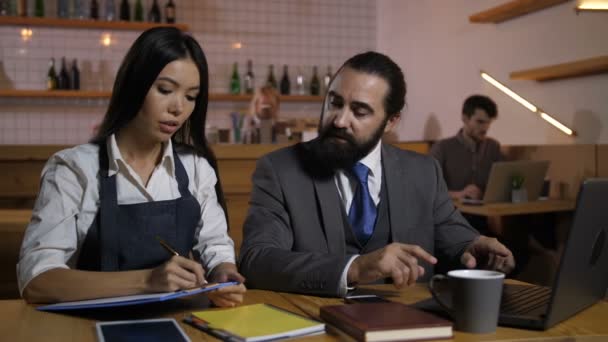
[35,0,44,17]
[230,62,241,95]
[134,0,143,21]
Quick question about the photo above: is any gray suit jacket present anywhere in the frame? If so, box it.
[238,143,479,296]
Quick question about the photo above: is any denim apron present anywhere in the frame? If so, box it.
[77,143,201,271]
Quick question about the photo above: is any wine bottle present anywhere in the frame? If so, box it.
[104,0,116,21]
[0,1,9,16]
[266,64,277,89]
[34,0,43,17]
[279,65,290,95]
[229,62,241,95]
[47,58,58,90]
[70,59,80,90]
[244,59,255,95]
[57,0,69,18]
[148,0,160,23]
[134,0,142,21]
[164,0,175,24]
[310,66,320,96]
[72,0,86,19]
[58,57,70,90]
[90,0,99,19]
[119,0,130,21]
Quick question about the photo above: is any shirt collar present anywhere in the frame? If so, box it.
[106,134,175,178]
[456,128,479,153]
[357,139,382,178]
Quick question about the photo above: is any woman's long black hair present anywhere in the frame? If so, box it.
[91,27,228,222]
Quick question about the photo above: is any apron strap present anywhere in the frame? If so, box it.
[98,141,121,271]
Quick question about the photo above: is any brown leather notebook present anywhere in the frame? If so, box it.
[320,302,453,342]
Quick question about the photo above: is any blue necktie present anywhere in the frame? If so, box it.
[348,162,377,245]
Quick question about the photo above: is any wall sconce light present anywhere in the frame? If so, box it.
[481,71,576,136]
[576,0,608,11]
[20,28,33,41]
[100,33,112,47]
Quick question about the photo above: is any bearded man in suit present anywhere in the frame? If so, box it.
[239,51,515,296]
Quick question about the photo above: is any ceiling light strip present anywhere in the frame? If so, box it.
[480,71,575,136]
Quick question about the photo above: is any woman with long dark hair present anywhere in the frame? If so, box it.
[18,27,246,307]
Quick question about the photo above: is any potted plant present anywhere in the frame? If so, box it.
[511,174,528,203]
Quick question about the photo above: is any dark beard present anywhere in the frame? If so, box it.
[298,122,386,178]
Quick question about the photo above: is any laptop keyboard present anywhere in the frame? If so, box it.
[501,284,551,316]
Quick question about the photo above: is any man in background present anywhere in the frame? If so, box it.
[430,95,503,201]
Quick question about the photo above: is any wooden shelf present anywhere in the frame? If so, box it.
[469,0,570,23]
[510,55,608,81]
[0,16,188,31]
[0,90,324,102]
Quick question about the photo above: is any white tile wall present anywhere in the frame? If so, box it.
[0,0,376,144]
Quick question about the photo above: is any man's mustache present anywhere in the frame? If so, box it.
[321,128,356,144]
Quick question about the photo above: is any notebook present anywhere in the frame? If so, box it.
[461,160,549,204]
[185,303,325,342]
[320,302,452,342]
[417,178,608,330]
[37,281,238,311]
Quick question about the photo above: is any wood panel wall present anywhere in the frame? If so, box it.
[598,145,608,178]
[502,145,597,200]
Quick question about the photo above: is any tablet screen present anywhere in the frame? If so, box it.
[96,318,190,342]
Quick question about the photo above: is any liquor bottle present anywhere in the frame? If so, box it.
[310,66,320,96]
[266,65,277,89]
[295,68,305,95]
[279,65,290,95]
[148,0,160,22]
[34,0,43,17]
[57,0,69,18]
[229,62,240,95]
[58,57,70,90]
[323,65,332,93]
[47,58,58,90]
[244,59,254,95]
[17,0,26,16]
[104,0,116,21]
[164,0,175,24]
[119,0,129,21]
[70,59,80,90]
[90,0,99,19]
[72,0,86,19]
[133,0,143,21]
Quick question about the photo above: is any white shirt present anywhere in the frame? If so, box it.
[17,135,235,295]
[334,140,383,296]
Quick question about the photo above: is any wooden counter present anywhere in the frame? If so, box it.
[1,282,607,341]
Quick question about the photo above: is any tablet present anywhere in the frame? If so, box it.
[96,318,191,342]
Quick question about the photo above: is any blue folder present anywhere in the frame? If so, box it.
[37,281,238,311]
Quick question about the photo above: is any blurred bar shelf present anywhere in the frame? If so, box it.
[510,56,608,81]
[469,0,570,23]
[0,90,324,102]
[0,16,189,31]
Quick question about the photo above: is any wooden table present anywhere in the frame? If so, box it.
[454,199,575,217]
[1,283,606,341]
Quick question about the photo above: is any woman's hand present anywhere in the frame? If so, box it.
[146,256,206,292]
[207,262,247,307]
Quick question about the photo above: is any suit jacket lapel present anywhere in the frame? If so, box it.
[313,176,346,256]
[382,144,410,242]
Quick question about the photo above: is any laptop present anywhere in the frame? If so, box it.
[461,160,549,205]
[417,178,608,330]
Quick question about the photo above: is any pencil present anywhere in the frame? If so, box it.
[156,235,179,256]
